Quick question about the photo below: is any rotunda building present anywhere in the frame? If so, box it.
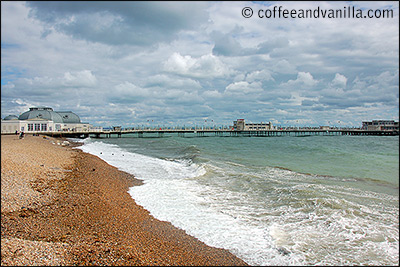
[2,106,90,134]
[18,107,64,123]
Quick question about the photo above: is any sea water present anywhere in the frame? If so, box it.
[76,134,399,266]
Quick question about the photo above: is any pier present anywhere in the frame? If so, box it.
[34,128,399,138]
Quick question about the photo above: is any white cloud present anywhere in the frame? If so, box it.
[246,70,274,82]
[225,81,263,94]
[202,90,223,99]
[331,73,347,88]
[62,70,97,87]
[113,82,151,99]
[283,72,318,87]
[164,52,234,78]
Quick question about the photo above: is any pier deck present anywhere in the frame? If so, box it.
[22,128,399,138]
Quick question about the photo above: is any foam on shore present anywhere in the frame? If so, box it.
[77,136,399,266]
[1,134,248,266]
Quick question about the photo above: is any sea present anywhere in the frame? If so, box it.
[75,133,399,266]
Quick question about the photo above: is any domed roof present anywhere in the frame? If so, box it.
[18,107,64,123]
[57,111,81,123]
[4,115,19,120]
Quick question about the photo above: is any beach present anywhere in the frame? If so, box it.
[1,134,248,266]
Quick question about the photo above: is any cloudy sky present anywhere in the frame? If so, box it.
[1,1,399,128]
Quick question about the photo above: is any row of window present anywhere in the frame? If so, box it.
[27,123,48,131]
[363,121,397,126]
[381,126,398,130]
[248,127,268,129]
[247,124,270,126]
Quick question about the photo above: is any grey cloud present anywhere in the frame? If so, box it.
[110,82,151,103]
[144,74,202,90]
[272,59,297,74]
[2,70,98,100]
[309,105,326,111]
[317,71,399,109]
[256,37,289,54]
[26,1,209,46]
[163,90,204,105]
[301,99,318,107]
[211,30,254,56]
[211,29,290,57]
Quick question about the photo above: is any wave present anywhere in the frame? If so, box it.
[77,139,206,182]
[76,138,399,266]
[271,164,398,191]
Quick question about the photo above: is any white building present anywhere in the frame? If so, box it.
[233,119,274,130]
[1,106,93,134]
[362,120,399,131]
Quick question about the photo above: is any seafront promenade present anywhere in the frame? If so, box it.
[4,127,397,138]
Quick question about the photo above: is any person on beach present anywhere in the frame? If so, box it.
[19,131,24,139]
[15,130,18,135]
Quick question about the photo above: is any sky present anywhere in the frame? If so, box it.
[1,1,399,128]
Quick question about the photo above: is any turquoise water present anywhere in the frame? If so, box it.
[78,134,399,265]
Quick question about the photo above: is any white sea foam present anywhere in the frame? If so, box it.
[78,139,306,265]
[77,138,399,266]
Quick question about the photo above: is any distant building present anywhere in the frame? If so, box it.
[233,119,274,130]
[1,106,93,134]
[362,120,399,131]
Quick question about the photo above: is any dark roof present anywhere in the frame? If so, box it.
[3,115,19,120]
[18,107,81,123]
[56,111,81,123]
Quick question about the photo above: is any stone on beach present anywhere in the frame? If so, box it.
[1,134,247,266]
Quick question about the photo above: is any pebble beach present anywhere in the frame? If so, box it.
[1,134,248,266]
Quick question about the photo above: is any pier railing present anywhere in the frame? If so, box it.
[21,128,399,138]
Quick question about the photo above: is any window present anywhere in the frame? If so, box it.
[41,124,47,131]
[35,123,40,131]
[28,124,33,131]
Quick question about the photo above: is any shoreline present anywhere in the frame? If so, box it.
[1,134,248,266]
